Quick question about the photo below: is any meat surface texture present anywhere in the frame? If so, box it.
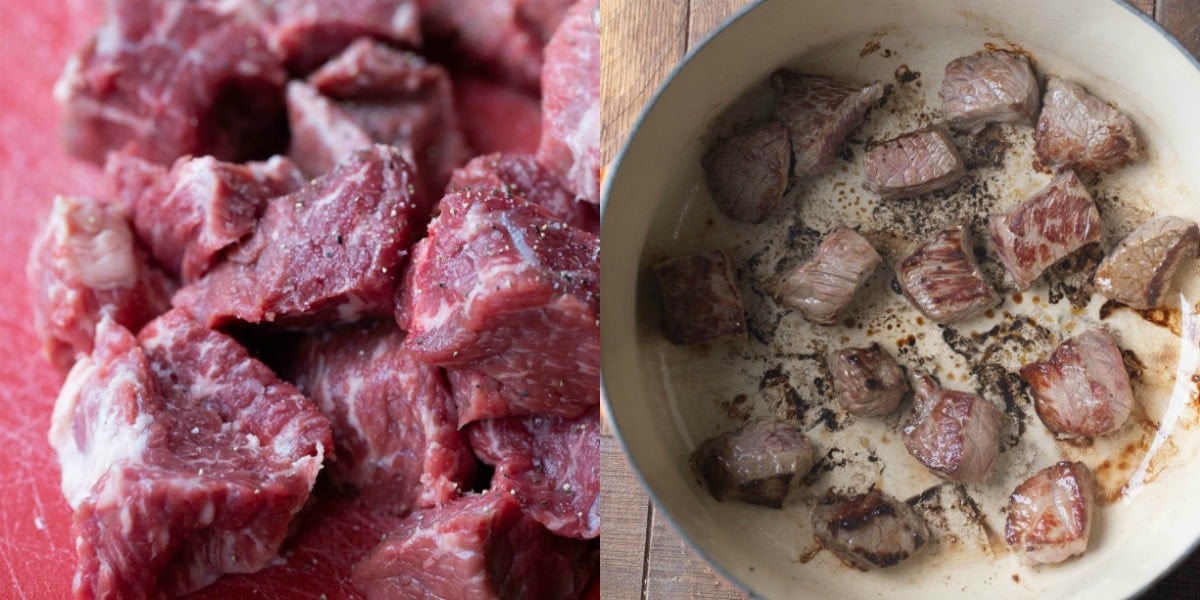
[1005,461,1096,565]
[863,125,965,200]
[1019,327,1134,438]
[27,195,175,372]
[829,343,909,417]
[939,50,1040,133]
[351,492,597,600]
[702,121,791,223]
[988,170,1102,290]
[1094,215,1200,309]
[398,190,599,418]
[766,226,881,325]
[287,320,475,513]
[538,0,601,205]
[260,0,421,74]
[811,488,931,570]
[902,372,1002,484]
[453,74,543,156]
[446,369,517,426]
[48,312,330,598]
[652,249,747,345]
[174,145,429,329]
[690,419,815,509]
[285,80,376,178]
[1035,76,1140,171]
[771,71,884,178]
[449,153,599,233]
[897,223,999,324]
[468,407,600,539]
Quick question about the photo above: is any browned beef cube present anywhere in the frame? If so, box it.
[1005,462,1096,565]
[902,372,1002,484]
[766,226,881,325]
[1035,76,1139,171]
[939,50,1040,133]
[771,71,884,178]
[702,121,791,223]
[653,249,747,345]
[1019,327,1134,438]
[829,343,909,417]
[863,126,965,200]
[896,224,999,324]
[691,419,815,508]
[1094,216,1200,309]
[811,489,931,570]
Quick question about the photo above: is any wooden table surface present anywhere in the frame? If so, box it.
[598,1,1200,598]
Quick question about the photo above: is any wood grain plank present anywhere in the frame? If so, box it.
[643,505,748,600]
[1128,0,1155,18]
[600,435,652,600]
[686,0,746,51]
[1158,0,1200,58]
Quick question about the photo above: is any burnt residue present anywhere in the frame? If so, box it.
[720,393,753,422]
[961,124,1012,170]
[906,482,993,551]
[803,447,848,485]
[859,40,882,58]
[894,64,920,84]
[1044,243,1104,309]
[1121,349,1145,382]
[760,366,808,423]
[1099,299,1122,320]
[811,407,841,432]
[974,363,1029,452]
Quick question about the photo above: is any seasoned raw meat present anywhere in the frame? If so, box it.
[449,153,599,233]
[398,190,599,418]
[1035,76,1140,171]
[939,50,1040,133]
[286,80,375,178]
[702,121,791,223]
[1005,462,1096,565]
[27,195,175,372]
[863,125,965,200]
[454,74,543,155]
[988,170,1102,290]
[286,321,475,512]
[902,372,1002,484]
[771,71,884,178]
[690,419,815,509]
[351,492,597,600]
[811,489,931,570]
[48,312,330,598]
[1094,216,1200,309]
[107,152,306,282]
[652,249,747,344]
[55,0,287,165]
[468,407,600,539]
[766,226,881,325]
[829,343,909,417]
[897,223,999,324]
[447,369,519,426]
[538,0,601,205]
[174,145,428,329]
[259,0,421,74]
[1019,327,1134,438]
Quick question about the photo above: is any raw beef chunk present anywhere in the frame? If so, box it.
[897,223,999,324]
[398,190,599,418]
[652,249,747,345]
[988,170,1101,290]
[702,121,791,223]
[538,0,601,205]
[48,312,330,598]
[771,71,884,178]
[766,226,881,325]
[27,195,175,372]
[902,372,1002,484]
[939,50,1040,133]
[449,153,599,233]
[468,407,600,539]
[286,81,376,178]
[454,74,543,155]
[863,126,965,200]
[690,419,815,509]
[1035,76,1139,171]
[1005,462,1096,565]
[1019,327,1134,438]
[55,0,287,165]
[107,152,305,282]
[260,0,421,74]
[287,320,476,512]
[811,489,931,570]
[829,343,909,417]
[174,145,428,329]
[351,492,597,600]
[447,369,519,426]
[1094,216,1200,309]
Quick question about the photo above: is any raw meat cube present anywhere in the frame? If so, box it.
[1005,462,1096,565]
[652,249,747,345]
[863,125,965,200]
[398,190,599,418]
[766,226,881,325]
[538,0,601,204]
[897,223,999,323]
[1094,215,1200,309]
[174,145,428,329]
[454,74,543,155]
[811,489,931,570]
[829,343,909,417]
[468,407,600,539]
[988,170,1102,290]
[260,0,421,74]
[702,121,792,223]
[447,369,519,426]
[903,372,1002,484]
[771,71,884,178]
[449,153,599,233]
[285,80,375,178]
[1019,327,1134,438]
[1035,76,1140,171]
[690,419,815,509]
[939,50,1040,133]
[27,195,175,372]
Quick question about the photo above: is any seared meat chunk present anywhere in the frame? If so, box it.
[766,226,881,325]
[863,125,965,200]
[903,372,1002,484]
[988,170,1101,290]
[830,344,909,417]
[1005,461,1096,565]
[939,50,1040,133]
[1019,327,1134,437]
[653,249,747,345]
[896,224,999,324]
[1035,76,1139,171]
[702,121,791,223]
[1094,216,1200,309]
[771,71,884,178]
[811,488,931,570]
[691,419,814,508]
